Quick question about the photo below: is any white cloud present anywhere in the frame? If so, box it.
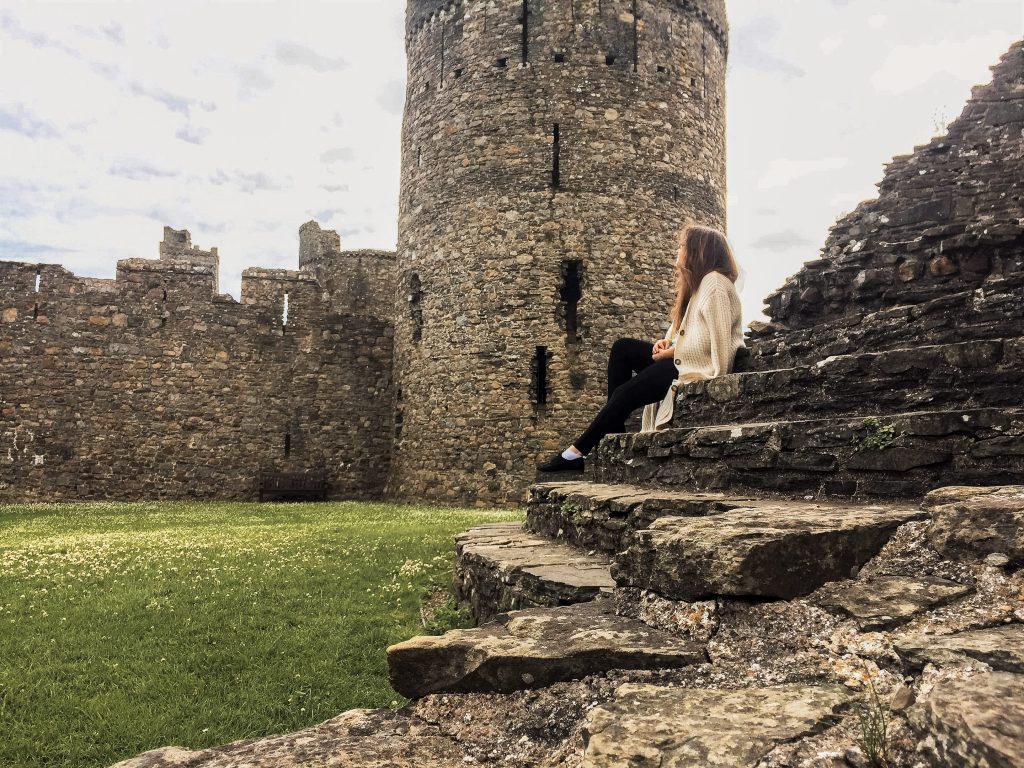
[868,14,887,29]
[818,36,844,56]
[0,0,406,295]
[756,157,850,190]
[0,0,1020,323]
[871,32,1020,94]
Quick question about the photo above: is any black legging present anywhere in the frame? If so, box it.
[573,337,677,455]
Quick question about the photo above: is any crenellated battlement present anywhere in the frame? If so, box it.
[0,223,398,503]
[405,0,727,54]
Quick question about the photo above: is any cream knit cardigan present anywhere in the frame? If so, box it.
[640,270,745,432]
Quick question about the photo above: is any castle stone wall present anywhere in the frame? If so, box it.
[0,228,395,502]
[747,41,1024,371]
[298,220,398,321]
[390,0,729,504]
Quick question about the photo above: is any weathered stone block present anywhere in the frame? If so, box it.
[611,503,923,600]
[108,708,468,767]
[909,672,1024,767]
[809,575,972,630]
[454,522,613,622]
[923,485,1024,565]
[582,683,847,768]
[386,598,704,698]
[847,447,952,472]
[896,624,1024,672]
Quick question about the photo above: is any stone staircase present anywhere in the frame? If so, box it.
[111,39,1024,768]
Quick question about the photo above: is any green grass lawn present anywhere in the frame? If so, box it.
[0,500,522,768]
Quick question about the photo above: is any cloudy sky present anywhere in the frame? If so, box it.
[1,1,1021,322]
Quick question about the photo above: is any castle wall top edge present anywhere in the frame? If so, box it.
[406,0,728,47]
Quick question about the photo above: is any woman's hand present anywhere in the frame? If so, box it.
[652,342,675,361]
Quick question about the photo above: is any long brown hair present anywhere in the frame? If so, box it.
[671,224,739,331]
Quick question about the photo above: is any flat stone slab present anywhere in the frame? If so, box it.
[810,575,972,629]
[108,708,467,767]
[923,485,1024,566]
[612,502,925,600]
[387,598,705,699]
[909,672,1024,767]
[582,683,847,767]
[454,522,614,623]
[896,624,1024,672]
[527,481,762,554]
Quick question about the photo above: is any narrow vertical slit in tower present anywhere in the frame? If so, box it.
[409,273,424,343]
[439,20,446,85]
[552,123,561,189]
[521,0,529,64]
[702,33,708,101]
[284,432,291,458]
[282,291,290,326]
[34,270,41,292]
[631,0,639,71]
[533,346,549,406]
[33,303,38,319]
[559,260,582,344]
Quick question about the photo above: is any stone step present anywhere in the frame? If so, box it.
[581,683,848,767]
[594,406,1024,499]
[110,708,471,767]
[453,522,613,623]
[527,480,887,556]
[747,270,1024,371]
[386,597,705,699]
[672,337,1023,428]
[611,499,924,600]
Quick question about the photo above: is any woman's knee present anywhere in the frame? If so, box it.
[610,337,634,357]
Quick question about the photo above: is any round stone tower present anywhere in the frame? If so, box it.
[390,0,728,504]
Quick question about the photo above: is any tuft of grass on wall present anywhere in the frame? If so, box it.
[0,500,521,768]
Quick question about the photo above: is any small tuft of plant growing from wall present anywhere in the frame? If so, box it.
[855,416,902,452]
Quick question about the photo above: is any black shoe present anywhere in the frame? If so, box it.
[538,453,585,472]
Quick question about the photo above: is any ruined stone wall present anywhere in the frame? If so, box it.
[0,228,395,502]
[298,220,398,322]
[748,41,1024,371]
[390,0,729,504]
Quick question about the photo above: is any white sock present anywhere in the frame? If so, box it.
[561,447,583,460]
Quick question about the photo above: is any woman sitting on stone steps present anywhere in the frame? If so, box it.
[538,223,746,473]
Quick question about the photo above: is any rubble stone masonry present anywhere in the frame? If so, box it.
[389,0,729,504]
[0,226,395,502]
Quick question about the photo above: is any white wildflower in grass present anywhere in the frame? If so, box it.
[0,499,521,768]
